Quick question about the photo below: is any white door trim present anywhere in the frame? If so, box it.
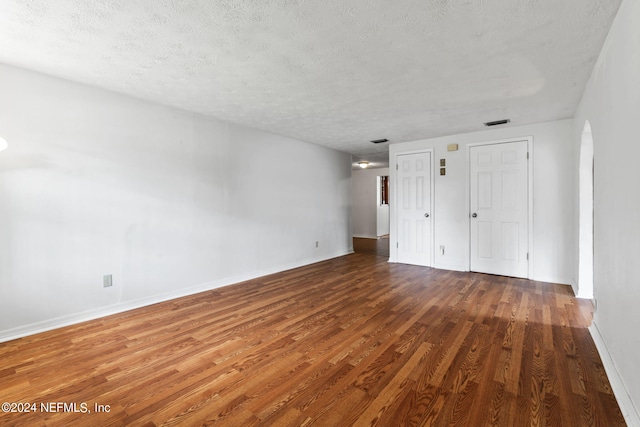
[465,137,533,279]
[391,149,435,267]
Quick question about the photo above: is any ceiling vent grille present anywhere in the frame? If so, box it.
[370,138,389,144]
[484,119,510,127]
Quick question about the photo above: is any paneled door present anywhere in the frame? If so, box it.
[470,141,529,278]
[397,152,432,266]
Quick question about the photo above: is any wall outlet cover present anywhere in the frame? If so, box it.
[103,274,113,288]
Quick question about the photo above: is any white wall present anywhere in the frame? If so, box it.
[573,0,640,422]
[351,167,389,238]
[0,63,353,341]
[389,119,575,284]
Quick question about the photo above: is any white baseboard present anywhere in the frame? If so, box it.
[0,250,351,344]
[530,275,574,287]
[352,234,378,239]
[571,282,580,297]
[589,321,640,427]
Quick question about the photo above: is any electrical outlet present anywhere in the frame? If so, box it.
[315,241,319,248]
[103,274,113,288]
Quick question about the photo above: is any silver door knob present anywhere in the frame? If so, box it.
[472,213,477,218]
[424,213,430,218]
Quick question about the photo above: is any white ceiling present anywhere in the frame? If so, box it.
[0,0,621,168]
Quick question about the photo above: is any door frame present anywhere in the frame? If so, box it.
[466,137,533,279]
[391,149,435,267]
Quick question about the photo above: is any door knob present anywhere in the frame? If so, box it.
[472,213,477,218]
[424,213,430,218]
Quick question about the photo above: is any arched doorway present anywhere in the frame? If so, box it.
[578,121,594,299]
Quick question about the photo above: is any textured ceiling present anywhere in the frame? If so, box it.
[0,0,621,167]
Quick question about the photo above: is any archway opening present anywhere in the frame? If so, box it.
[578,121,594,299]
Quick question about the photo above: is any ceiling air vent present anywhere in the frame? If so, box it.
[370,138,389,144]
[484,119,510,127]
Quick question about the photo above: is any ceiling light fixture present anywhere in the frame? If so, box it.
[484,119,511,127]
[0,137,7,152]
[358,161,369,169]
[370,138,389,144]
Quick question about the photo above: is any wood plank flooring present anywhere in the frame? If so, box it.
[0,253,625,426]
[353,236,390,258]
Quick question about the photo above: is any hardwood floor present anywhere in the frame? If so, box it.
[0,253,625,426]
[353,236,390,258]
